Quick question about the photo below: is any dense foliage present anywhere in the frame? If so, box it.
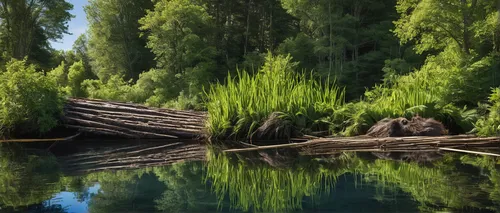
[86,0,155,82]
[2,0,500,137]
[0,59,63,136]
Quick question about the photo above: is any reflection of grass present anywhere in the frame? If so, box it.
[461,155,500,211]
[205,149,359,212]
[357,159,476,210]
[153,162,219,212]
[206,149,500,212]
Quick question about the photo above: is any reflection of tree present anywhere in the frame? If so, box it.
[58,175,92,203]
[0,203,67,213]
[86,170,165,213]
[80,161,219,213]
[0,144,61,208]
[461,155,500,212]
[153,162,219,213]
[207,149,500,213]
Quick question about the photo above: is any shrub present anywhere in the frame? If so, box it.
[0,59,63,136]
[81,75,136,102]
[67,60,87,97]
[474,88,500,136]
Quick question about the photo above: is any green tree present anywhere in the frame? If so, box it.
[390,0,500,106]
[85,0,155,82]
[279,0,404,100]
[72,34,93,79]
[0,0,73,64]
[138,0,218,105]
[394,0,498,55]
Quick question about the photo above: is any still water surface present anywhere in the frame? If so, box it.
[1,141,499,213]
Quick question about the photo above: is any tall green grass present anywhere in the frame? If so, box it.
[205,53,345,139]
[342,62,478,136]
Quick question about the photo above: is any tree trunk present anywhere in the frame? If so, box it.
[244,0,251,56]
[495,0,500,52]
[461,0,471,54]
[328,1,333,74]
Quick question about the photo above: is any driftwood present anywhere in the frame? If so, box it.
[58,140,206,175]
[222,135,500,157]
[0,132,81,143]
[62,98,207,139]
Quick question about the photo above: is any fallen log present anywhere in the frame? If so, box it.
[62,98,207,139]
[0,132,81,143]
[222,135,500,157]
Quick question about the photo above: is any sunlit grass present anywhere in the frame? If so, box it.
[342,70,477,136]
[205,53,345,140]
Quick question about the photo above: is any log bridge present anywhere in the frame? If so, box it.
[63,98,207,139]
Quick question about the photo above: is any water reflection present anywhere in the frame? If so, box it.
[0,142,499,213]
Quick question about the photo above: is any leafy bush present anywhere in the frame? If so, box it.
[82,75,138,102]
[47,61,68,94]
[67,60,87,97]
[474,88,500,136]
[47,61,67,86]
[0,59,63,136]
[205,53,345,139]
[163,91,205,110]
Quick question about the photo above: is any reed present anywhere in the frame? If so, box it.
[205,53,345,140]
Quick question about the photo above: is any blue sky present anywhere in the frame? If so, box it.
[50,0,89,51]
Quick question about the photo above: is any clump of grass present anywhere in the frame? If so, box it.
[205,53,345,140]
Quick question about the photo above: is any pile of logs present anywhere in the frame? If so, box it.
[62,98,207,139]
[58,140,206,175]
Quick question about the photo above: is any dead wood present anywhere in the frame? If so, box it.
[223,135,500,157]
[62,98,207,139]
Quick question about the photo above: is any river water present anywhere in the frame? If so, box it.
[0,141,499,213]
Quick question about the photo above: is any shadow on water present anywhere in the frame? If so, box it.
[0,141,499,213]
